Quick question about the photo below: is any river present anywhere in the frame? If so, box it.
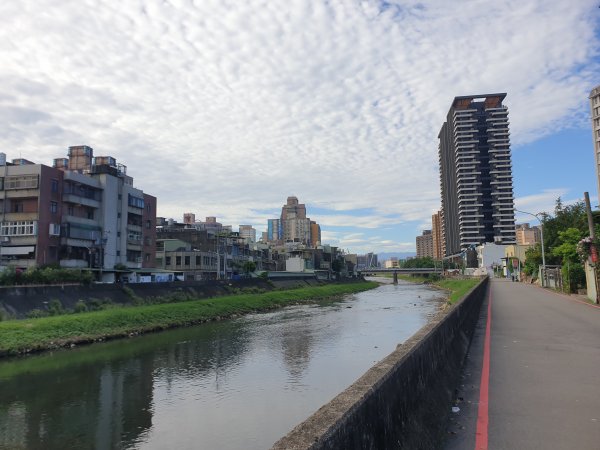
[0,278,444,450]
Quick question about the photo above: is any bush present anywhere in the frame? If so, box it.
[122,286,144,305]
[74,300,88,313]
[0,266,93,286]
[27,309,48,319]
[48,299,64,316]
[88,298,113,311]
[0,309,8,322]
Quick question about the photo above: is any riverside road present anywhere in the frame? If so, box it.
[445,278,600,450]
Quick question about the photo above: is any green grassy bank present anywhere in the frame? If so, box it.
[396,275,481,304]
[0,281,378,357]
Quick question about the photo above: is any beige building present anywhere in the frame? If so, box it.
[505,244,532,263]
[432,212,443,260]
[384,258,399,268]
[591,84,600,198]
[416,230,434,258]
[515,223,541,245]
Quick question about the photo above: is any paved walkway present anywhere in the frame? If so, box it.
[445,279,600,450]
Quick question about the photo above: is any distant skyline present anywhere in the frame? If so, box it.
[1,1,599,253]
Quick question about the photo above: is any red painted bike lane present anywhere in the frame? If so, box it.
[445,279,600,450]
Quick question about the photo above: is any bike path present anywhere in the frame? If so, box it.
[444,279,600,450]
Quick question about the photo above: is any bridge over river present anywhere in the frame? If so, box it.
[359,267,440,283]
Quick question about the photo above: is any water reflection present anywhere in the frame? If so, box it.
[0,280,443,450]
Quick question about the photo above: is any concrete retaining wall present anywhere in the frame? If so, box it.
[0,277,327,318]
[272,277,489,450]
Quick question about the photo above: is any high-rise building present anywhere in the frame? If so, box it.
[438,94,516,257]
[239,225,256,243]
[515,223,541,246]
[590,84,600,198]
[267,219,281,242]
[431,211,443,260]
[310,220,321,247]
[416,230,434,258]
[280,196,312,245]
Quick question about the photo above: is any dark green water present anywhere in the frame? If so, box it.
[0,279,443,449]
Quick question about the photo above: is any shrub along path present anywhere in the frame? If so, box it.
[0,282,378,357]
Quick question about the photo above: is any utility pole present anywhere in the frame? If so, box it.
[583,192,599,304]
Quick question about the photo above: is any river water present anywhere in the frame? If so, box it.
[0,279,444,450]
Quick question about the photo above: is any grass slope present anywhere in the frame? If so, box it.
[0,282,378,357]
[397,275,481,304]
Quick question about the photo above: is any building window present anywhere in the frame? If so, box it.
[68,205,74,216]
[166,256,171,265]
[1,221,37,236]
[116,250,120,256]
[51,179,58,192]
[87,208,94,219]
[50,201,58,214]
[117,232,121,237]
[184,256,190,266]
[117,212,121,218]
[128,194,144,209]
[12,202,24,213]
[145,253,150,262]
[196,255,201,265]
[175,256,181,266]
[145,220,151,229]
[5,175,39,190]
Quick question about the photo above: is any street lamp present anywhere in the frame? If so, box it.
[515,209,546,277]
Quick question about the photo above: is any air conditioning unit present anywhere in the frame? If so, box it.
[49,223,61,236]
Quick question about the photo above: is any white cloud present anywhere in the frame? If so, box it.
[0,0,598,253]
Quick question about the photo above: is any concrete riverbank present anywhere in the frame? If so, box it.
[272,277,488,450]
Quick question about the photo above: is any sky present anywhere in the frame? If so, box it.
[1,0,599,255]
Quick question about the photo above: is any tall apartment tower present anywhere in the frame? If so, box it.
[590,84,600,198]
[280,196,310,244]
[438,94,516,257]
[416,230,434,258]
[431,211,443,260]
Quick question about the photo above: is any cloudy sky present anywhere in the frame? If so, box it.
[1,0,599,254]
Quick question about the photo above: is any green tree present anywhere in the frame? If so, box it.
[401,257,435,268]
[242,261,256,276]
[523,243,542,277]
[551,228,583,263]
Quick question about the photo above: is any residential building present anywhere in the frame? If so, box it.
[590,84,600,198]
[515,223,541,246]
[239,225,256,243]
[155,238,217,280]
[416,230,434,258]
[384,258,399,269]
[267,219,281,242]
[431,211,443,260]
[356,252,378,269]
[438,93,516,259]
[280,196,310,244]
[156,221,269,279]
[310,220,321,247]
[183,213,195,225]
[0,146,157,278]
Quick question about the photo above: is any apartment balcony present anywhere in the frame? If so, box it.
[3,212,38,221]
[64,215,100,227]
[127,224,142,233]
[127,240,142,249]
[125,261,142,269]
[60,259,89,269]
[62,193,101,209]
